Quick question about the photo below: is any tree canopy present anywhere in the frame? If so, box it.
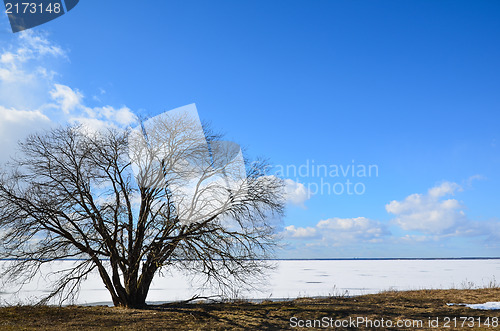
[0,106,284,308]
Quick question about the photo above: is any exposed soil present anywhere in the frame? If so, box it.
[1,288,500,330]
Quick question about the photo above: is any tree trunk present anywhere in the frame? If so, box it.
[109,270,156,308]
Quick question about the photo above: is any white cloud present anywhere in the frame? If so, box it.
[48,84,137,128]
[69,105,137,131]
[317,217,388,243]
[50,84,83,114]
[283,225,317,239]
[428,181,462,198]
[0,106,51,161]
[18,31,66,58]
[46,85,137,130]
[0,30,65,84]
[283,217,388,245]
[95,105,137,126]
[0,31,66,111]
[396,234,438,243]
[466,174,486,187]
[0,105,49,124]
[284,179,312,207]
[68,117,114,133]
[0,31,137,164]
[386,182,467,234]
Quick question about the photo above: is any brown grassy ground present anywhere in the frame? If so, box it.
[1,288,499,330]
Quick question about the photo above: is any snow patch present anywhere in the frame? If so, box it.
[448,302,500,310]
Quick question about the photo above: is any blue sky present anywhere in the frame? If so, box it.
[1,0,499,258]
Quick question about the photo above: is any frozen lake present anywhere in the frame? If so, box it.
[1,259,499,306]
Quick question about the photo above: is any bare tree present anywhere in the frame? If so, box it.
[0,107,284,308]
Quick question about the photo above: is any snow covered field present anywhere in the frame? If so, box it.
[1,259,499,306]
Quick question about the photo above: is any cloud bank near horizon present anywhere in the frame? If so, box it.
[283,181,499,255]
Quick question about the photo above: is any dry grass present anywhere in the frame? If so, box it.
[1,288,500,330]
